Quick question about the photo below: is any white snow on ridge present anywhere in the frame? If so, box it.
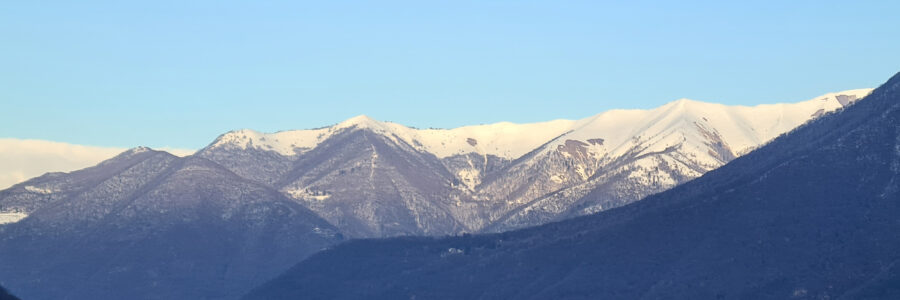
[208,89,873,160]
[551,88,873,158]
[211,115,576,159]
[337,115,579,159]
[211,128,334,156]
[412,119,577,159]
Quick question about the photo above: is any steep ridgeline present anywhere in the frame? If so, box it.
[0,148,342,300]
[243,73,900,299]
[198,89,871,236]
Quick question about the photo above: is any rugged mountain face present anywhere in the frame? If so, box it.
[275,127,468,238]
[193,89,871,236]
[0,149,342,300]
[242,73,900,299]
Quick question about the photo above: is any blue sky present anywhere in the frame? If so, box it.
[2,0,898,150]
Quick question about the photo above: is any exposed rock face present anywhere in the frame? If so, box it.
[276,128,467,238]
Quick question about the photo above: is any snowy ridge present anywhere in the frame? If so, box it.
[207,89,872,162]
[552,88,873,157]
[208,128,333,156]
[208,115,576,159]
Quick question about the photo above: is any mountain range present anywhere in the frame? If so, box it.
[242,74,900,299]
[0,88,875,299]
[199,88,872,236]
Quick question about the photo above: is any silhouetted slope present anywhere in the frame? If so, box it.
[838,257,900,299]
[244,72,900,300]
[0,286,19,300]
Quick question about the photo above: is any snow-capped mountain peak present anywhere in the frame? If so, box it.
[335,114,382,129]
[207,127,333,156]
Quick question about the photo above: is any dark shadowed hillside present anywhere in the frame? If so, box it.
[0,285,19,300]
[0,150,343,300]
[244,72,900,300]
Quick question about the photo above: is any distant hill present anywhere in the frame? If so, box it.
[0,149,341,299]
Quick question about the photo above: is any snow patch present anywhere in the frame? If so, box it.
[441,247,465,257]
[550,174,566,184]
[24,185,55,194]
[285,188,332,201]
[456,168,481,190]
[0,212,27,224]
[129,146,151,154]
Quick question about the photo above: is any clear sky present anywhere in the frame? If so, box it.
[2,0,898,150]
